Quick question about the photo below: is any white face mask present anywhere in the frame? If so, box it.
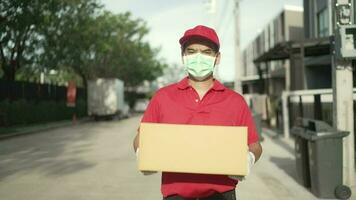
[183,53,216,80]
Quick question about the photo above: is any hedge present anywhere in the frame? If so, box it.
[0,99,87,127]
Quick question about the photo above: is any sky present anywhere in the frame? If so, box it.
[101,0,303,82]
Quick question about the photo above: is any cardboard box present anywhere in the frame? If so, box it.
[138,122,248,176]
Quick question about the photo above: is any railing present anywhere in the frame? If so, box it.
[281,88,356,138]
[0,80,86,102]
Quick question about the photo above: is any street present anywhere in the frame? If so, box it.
[0,116,353,200]
[0,116,161,200]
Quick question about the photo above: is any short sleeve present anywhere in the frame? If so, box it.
[141,94,160,123]
[237,99,259,145]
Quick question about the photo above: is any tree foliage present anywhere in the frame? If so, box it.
[1,0,49,81]
[84,10,166,87]
[0,0,166,87]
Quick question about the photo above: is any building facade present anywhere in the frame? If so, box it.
[241,6,304,127]
[241,1,355,136]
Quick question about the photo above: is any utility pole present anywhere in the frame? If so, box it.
[204,0,221,80]
[332,0,355,186]
[234,0,242,93]
[205,0,216,13]
[204,0,217,27]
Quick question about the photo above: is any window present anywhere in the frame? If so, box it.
[317,8,329,37]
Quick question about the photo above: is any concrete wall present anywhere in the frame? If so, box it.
[290,53,305,90]
[242,43,257,77]
[285,9,304,41]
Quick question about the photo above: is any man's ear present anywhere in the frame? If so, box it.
[181,47,185,64]
[215,52,221,65]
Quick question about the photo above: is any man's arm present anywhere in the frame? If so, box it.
[228,141,262,180]
[133,94,160,154]
[248,142,262,162]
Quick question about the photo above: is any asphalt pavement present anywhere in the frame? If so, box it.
[0,115,354,199]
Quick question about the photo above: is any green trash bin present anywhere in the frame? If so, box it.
[291,125,311,188]
[300,119,351,199]
[291,118,311,188]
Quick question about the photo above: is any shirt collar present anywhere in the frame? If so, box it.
[177,77,225,91]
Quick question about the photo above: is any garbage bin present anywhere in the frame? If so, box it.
[291,118,311,188]
[252,111,263,141]
[301,119,351,199]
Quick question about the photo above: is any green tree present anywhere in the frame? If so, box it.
[0,0,45,80]
[84,11,166,87]
[1,0,166,87]
[38,0,101,86]
[0,0,101,81]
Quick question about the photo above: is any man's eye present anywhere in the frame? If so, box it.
[203,50,213,55]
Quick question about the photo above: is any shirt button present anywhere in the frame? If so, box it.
[195,99,199,102]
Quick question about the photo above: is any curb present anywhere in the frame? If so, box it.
[0,118,90,140]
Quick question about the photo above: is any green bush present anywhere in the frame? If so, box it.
[0,99,87,126]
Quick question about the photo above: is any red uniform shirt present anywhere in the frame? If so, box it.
[141,77,259,198]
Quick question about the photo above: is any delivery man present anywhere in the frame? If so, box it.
[133,25,262,200]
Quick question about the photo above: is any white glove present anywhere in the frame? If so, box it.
[229,151,255,181]
[135,148,157,176]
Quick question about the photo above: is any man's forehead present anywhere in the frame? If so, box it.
[182,36,217,51]
[185,43,213,50]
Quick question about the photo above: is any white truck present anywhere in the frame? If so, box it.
[87,78,129,120]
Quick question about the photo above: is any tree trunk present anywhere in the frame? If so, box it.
[2,62,16,81]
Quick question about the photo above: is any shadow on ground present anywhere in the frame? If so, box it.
[0,122,100,181]
[269,156,298,182]
[262,128,302,187]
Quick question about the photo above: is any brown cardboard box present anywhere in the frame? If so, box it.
[138,122,248,176]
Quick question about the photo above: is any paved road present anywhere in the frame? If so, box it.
[0,116,161,200]
[0,116,354,199]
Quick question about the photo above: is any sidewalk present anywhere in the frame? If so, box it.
[236,127,356,200]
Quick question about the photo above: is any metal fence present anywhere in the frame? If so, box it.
[0,80,86,101]
[280,89,356,138]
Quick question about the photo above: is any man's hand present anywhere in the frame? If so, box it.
[228,151,255,181]
[135,148,157,176]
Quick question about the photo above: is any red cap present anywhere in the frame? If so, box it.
[179,25,220,50]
